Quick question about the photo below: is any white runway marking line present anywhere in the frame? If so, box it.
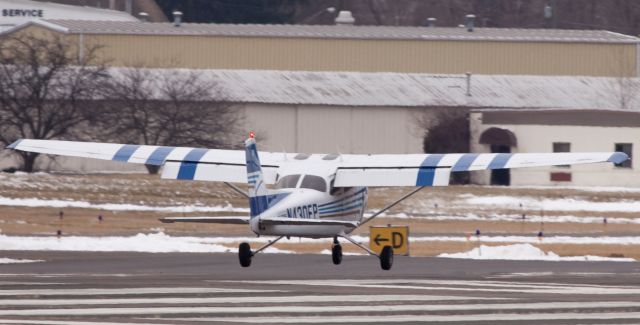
[0,281,71,286]
[0,301,637,316]
[0,273,144,277]
[0,287,284,296]
[230,279,640,295]
[164,312,640,323]
[0,320,166,325]
[0,294,503,306]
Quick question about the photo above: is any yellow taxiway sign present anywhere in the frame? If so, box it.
[369,225,409,255]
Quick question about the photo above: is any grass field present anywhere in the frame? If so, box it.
[1,172,639,259]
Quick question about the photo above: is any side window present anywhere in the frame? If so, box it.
[300,175,327,192]
[615,143,633,168]
[275,174,301,189]
[553,142,570,168]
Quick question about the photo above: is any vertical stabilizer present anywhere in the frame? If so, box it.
[245,133,269,217]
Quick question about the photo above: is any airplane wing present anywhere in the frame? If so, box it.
[6,139,281,184]
[159,216,250,224]
[333,152,628,187]
[7,139,627,188]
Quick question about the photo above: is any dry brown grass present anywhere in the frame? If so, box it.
[1,173,639,259]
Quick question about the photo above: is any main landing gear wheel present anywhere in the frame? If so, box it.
[379,245,393,270]
[238,242,252,267]
[332,244,342,265]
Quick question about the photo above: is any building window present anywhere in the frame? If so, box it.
[614,143,632,168]
[553,142,571,168]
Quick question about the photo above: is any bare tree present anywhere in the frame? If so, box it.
[418,108,470,184]
[100,67,240,174]
[0,33,108,172]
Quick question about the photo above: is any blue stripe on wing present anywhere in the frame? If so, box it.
[112,145,140,162]
[177,148,208,180]
[487,153,512,169]
[416,154,445,186]
[451,153,479,172]
[145,146,174,165]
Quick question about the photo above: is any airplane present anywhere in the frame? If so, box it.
[6,133,628,270]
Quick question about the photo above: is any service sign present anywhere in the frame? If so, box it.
[369,225,409,256]
[0,0,46,25]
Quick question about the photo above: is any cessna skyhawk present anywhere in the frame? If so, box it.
[7,133,627,270]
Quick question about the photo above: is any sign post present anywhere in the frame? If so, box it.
[369,225,409,256]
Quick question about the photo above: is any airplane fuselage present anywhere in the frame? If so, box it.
[249,160,367,237]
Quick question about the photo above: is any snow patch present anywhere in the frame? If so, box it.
[0,197,249,213]
[411,235,640,245]
[0,233,290,254]
[0,258,43,264]
[319,249,364,256]
[438,244,635,262]
[462,195,640,213]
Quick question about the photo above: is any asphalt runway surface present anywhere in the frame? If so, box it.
[0,251,640,324]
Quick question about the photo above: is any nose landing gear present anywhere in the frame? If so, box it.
[379,245,393,270]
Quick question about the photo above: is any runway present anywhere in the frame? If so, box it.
[0,251,639,324]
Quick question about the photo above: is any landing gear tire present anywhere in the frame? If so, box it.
[239,242,252,267]
[380,245,393,270]
[332,244,342,265]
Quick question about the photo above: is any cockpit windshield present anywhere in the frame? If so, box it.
[274,174,300,189]
[300,175,327,192]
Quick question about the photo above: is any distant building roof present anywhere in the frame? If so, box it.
[109,68,640,110]
[0,0,137,29]
[5,19,638,44]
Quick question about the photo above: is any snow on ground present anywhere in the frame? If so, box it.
[319,249,364,256]
[0,197,249,213]
[0,233,636,256]
[438,244,635,262]
[373,212,639,224]
[0,258,43,264]
[409,235,640,245]
[0,233,290,254]
[1,196,635,225]
[511,185,640,193]
[461,194,640,213]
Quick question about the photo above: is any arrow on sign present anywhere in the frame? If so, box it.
[374,234,389,246]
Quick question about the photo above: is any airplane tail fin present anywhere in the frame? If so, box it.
[245,133,269,217]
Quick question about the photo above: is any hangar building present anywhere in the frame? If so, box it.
[2,19,639,77]
[1,69,638,187]
[1,20,639,186]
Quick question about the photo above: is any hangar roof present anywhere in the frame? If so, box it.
[6,19,638,44]
[109,68,640,110]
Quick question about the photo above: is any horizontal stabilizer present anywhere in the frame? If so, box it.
[260,218,358,228]
[159,216,250,224]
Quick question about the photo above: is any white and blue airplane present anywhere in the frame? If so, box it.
[7,133,628,270]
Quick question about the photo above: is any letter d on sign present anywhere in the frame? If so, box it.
[392,232,404,249]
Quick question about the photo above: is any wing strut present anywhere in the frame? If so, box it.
[251,236,285,256]
[359,186,426,227]
[339,234,378,256]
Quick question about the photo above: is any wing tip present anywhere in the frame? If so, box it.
[6,139,22,150]
[609,152,629,164]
